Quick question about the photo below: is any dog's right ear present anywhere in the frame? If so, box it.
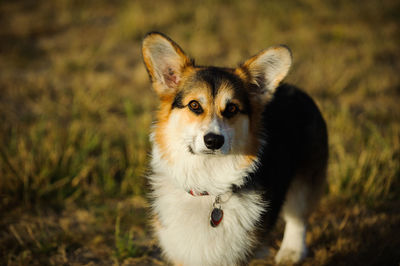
[236,45,292,104]
[142,32,193,97]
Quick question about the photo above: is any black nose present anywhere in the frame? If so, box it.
[204,133,224,150]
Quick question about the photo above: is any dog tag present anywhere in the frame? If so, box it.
[210,208,223,227]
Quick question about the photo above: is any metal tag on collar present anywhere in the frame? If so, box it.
[210,195,223,227]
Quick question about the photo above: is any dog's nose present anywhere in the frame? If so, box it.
[204,133,224,150]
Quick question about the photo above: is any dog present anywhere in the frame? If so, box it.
[142,32,328,265]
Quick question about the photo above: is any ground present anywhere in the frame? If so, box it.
[2,198,399,265]
[0,0,399,265]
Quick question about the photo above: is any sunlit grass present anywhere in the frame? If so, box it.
[1,0,398,207]
[327,104,400,202]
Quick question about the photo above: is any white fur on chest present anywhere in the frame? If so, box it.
[149,144,266,266]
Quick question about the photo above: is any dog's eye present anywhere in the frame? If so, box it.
[188,100,203,114]
[227,104,237,113]
[223,103,239,118]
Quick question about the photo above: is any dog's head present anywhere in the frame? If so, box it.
[142,32,291,162]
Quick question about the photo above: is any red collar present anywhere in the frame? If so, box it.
[188,189,209,196]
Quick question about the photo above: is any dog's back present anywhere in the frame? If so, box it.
[250,83,328,229]
[244,83,328,263]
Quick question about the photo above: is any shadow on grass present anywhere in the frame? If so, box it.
[307,200,400,266]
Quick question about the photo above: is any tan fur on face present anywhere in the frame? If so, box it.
[153,69,263,167]
[154,78,212,162]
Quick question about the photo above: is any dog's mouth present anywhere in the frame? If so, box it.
[201,150,217,155]
[188,145,219,156]
[188,145,196,154]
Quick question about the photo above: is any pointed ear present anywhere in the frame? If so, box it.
[238,45,292,102]
[142,32,193,96]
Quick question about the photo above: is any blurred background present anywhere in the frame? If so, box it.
[0,0,399,265]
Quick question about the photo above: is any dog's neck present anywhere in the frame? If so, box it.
[187,180,259,198]
[151,143,259,195]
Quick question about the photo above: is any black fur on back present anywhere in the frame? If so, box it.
[234,83,328,230]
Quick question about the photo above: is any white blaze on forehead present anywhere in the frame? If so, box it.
[207,116,223,134]
[202,116,232,155]
[215,81,235,107]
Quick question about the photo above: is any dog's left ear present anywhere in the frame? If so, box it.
[237,45,292,102]
[142,32,193,97]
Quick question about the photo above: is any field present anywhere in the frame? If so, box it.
[0,0,399,265]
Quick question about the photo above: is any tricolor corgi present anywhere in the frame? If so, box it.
[142,32,328,265]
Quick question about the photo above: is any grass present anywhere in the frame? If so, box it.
[0,0,399,265]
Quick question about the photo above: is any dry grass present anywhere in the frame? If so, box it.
[0,0,399,265]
